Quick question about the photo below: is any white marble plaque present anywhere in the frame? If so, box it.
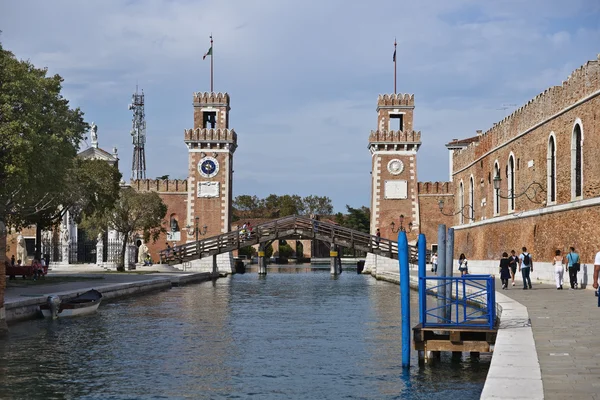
[198,181,220,198]
[384,180,408,199]
[167,231,181,241]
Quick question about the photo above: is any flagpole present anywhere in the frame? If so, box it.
[210,34,214,92]
[394,38,397,94]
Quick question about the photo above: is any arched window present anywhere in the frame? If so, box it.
[469,176,475,222]
[494,162,500,216]
[571,122,583,199]
[459,181,464,225]
[547,135,557,204]
[508,155,515,212]
[169,214,179,232]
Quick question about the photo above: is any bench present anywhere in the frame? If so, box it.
[5,262,48,280]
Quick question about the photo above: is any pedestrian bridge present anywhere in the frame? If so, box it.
[159,215,423,268]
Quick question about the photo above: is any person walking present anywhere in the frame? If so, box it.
[375,228,381,248]
[566,246,580,289]
[508,250,519,286]
[519,246,533,290]
[593,249,600,306]
[431,253,438,273]
[552,249,565,290]
[458,253,469,277]
[499,252,511,289]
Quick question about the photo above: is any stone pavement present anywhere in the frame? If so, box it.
[495,279,600,400]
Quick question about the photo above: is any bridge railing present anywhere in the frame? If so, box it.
[158,215,424,265]
[419,274,496,330]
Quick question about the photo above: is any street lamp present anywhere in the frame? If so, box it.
[186,217,208,241]
[438,198,475,219]
[493,173,545,204]
[391,214,412,233]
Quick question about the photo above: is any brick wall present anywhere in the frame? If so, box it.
[418,181,454,250]
[450,55,600,262]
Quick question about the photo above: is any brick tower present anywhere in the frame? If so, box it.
[184,92,237,272]
[368,93,421,243]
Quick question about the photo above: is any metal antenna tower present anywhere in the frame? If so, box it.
[128,86,147,180]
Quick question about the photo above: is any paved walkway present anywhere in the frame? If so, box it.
[495,279,600,400]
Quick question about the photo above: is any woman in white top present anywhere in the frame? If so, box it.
[552,249,565,290]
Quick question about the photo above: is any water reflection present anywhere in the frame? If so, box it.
[0,266,489,399]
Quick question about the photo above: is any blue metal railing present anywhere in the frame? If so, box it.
[418,274,496,330]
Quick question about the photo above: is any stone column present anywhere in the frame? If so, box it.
[96,234,104,266]
[61,223,70,265]
[124,239,131,270]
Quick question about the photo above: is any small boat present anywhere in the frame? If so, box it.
[40,289,103,319]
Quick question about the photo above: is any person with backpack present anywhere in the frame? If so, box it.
[519,246,533,290]
[566,246,580,289]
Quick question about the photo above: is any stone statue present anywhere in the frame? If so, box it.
[90,122,98,146]
[16,234,27,263]
[138,243,149,264]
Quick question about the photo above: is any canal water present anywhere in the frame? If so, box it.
[0,266,490,399]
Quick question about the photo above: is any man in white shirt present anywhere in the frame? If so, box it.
[593,251,600,306]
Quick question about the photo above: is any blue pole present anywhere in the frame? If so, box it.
[398,230,410,368]
[418,233,426,326]
[437,225,447,324]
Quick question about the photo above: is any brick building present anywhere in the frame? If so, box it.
[447,54,600,282]
[132,92,238,272]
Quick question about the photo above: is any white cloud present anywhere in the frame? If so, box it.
[1,0,599,211]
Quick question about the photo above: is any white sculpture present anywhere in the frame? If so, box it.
[16,234,27,263]
[90,122,98,147]
[138,243,149,264]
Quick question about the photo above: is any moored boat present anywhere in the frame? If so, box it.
[40,289,103,319]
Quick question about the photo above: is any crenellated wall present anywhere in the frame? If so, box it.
[184,128,237,143]
[131,179,188,193]
[193,91,230,105]
[369,130,421,143]
[377,93,415,107]
[453,55,600,171]
[418,181,453,194]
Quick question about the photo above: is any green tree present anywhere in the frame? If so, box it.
[302,195,333,215]
[27,158,121,259]
[0,43,88,229]
[83,188,167,271]
[233,195,263,218]
[335,205,370,233]
[238,245,256,258]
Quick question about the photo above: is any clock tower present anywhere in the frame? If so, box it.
[184,91,237,272]
[368,93,421,243]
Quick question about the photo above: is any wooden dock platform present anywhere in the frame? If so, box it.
[413,323,497,361]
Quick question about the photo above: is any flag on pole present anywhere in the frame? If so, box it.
[393,48,396,62]
[203,46,213,60]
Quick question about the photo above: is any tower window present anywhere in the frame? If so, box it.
[203,111,217,129]
[388,114,404,131]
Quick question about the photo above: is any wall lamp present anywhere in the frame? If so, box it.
[391,214,412,233]
[186,216,208,240]
[493,174,545,204]
[438,198,475,219]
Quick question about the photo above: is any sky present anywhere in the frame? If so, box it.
[1,0,599,212]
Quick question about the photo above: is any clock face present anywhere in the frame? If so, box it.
[198,156,219,178]
[387,159,404,175]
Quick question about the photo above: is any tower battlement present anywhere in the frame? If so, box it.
[184,128,237,143]
[193,92,230,106]
[377,93,415,108]
[369,130,421,143]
